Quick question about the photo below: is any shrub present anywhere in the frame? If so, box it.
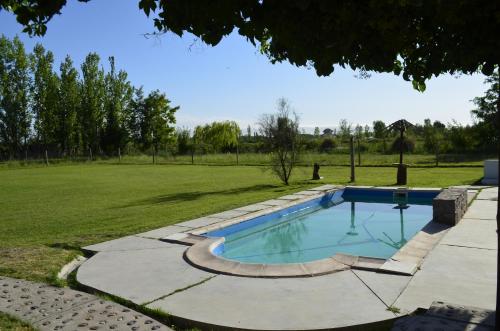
[319,138,336,153]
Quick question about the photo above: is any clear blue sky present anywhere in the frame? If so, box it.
[0,0,488,131]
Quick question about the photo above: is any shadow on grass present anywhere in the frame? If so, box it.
[121,183,281,208]
[46,242,83,251]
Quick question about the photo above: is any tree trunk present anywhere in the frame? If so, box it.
[399,129,404,165]
[357,138,361,166]
[45,149,49,166]
[89,146,93,161]
[350,136,355,182]
[236,144,239,165]
[118,147,121,162]
[496,65,500,329]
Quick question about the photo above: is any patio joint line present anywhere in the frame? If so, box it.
[350,270,397,314]
[142,275,217,306]
[440,243,496,251]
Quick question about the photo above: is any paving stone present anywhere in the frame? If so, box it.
[332,253,358,266]
[467,190,478,204]
[147,271,396,330]
[306,184,338,191]
[259,199,291,206]
[277,194,305,200]
[380,259,418,276]
[0,276,172,331]
[394,244,496,313]
[476,188,498,201]
[294,190,323,196]
[210,209,249,219]
[175,216,224,228]
[136,225,190,239]
[83,236,172,253]
[352,257,385,271]
[352,270,412,307]
[440,218,497,250]
[234,203,271,212]
[463,199,497,220]
[450,185,491,190]
[162,233,205,245]
[77,246,213,305]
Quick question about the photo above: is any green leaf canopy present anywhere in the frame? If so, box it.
[2,1,499,88]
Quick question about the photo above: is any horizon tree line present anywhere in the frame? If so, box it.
[0,35,179,161]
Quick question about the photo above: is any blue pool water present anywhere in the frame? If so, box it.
[205,189,438,264]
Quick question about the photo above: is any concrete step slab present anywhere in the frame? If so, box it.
[476,188,498,201]
[146,271,396,330]
[77,246,213,305]
[352,270,411,307]
[463,200,497,220]
[394,244,496,313]
[136,225,191,239]
[440,218,497,250]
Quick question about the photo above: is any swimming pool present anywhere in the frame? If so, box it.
[204,188,439,264]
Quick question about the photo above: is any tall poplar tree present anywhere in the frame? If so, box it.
[102,56,133,154]
[31,43,59,156]
[57,55,80,155]
[80,52,105,157]
[0,35,31,159]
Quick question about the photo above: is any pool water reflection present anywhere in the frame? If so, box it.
[207,192,435,264]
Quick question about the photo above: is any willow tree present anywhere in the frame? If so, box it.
[193,121,240,164]
[3,0,500,316]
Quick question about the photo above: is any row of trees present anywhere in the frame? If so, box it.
[0,35,178,161]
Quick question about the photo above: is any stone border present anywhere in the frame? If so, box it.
[57,255,87,280]
[179,186,447,277]
[185,237,350,277]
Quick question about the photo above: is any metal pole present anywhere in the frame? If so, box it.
[350,136,355,182]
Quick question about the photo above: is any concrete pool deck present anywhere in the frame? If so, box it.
[77,185,497,330]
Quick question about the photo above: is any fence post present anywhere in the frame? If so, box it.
[236,144,239,165]
[357,138,361,166]
[350,136,355,182]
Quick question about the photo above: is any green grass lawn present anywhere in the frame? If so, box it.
[0,313,36,331]
[0,163,482,284]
